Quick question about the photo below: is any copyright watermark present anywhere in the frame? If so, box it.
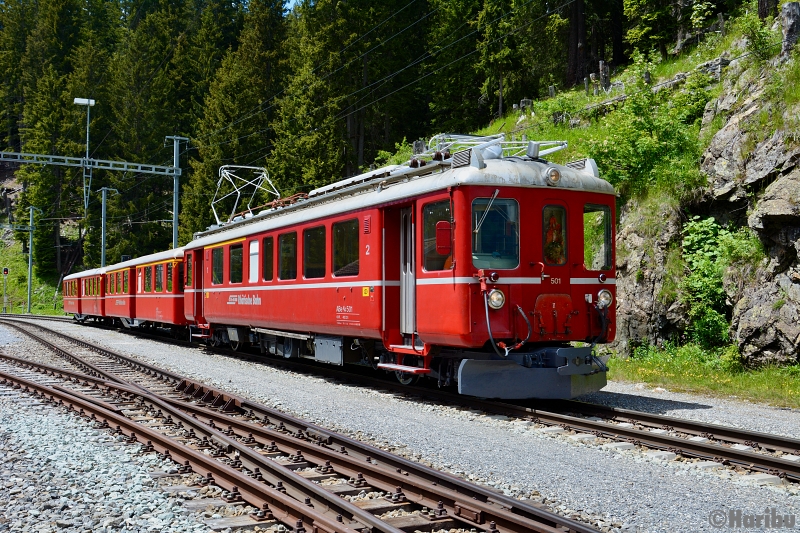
[709,509,796,529]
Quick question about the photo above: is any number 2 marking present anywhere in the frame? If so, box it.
[365,244,370,255]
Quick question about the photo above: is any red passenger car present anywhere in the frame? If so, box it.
[130,249,187,327]
[104,265,136,325]
[64,268,106,320]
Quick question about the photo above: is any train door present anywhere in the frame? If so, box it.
[535,201,574,337]
[399,207,415,338]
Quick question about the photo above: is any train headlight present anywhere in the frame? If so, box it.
[544,167,561,186]
[597,289,613,309]
[488,289,506,310]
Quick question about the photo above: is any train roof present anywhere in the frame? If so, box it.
[65,248,185,280]
[64,267,105,281]
[187,135,615,250]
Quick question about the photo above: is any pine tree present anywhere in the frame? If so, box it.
[180,0,286,242]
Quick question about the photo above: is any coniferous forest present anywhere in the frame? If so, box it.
[0,0,758,279]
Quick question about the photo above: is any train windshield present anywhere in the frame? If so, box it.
[472,197,519,269]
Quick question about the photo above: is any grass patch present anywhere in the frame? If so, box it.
[0,238,64,315]
[608,343,800,408]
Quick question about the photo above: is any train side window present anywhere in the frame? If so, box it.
[230,244,243,284]
[178,264,184,292]
[145,266,152,292]
[333,219,359,276]
[279,232,297,280]
[186,253,193,287]
[423,201,453,271]
[116,272,121,293]
[167,263,173,292]
[583,204,612,271]
[248,241,259,283]
[472,198,519,269]
[263,237,273,281]
[155,264,164,292]
[123,271,129,293]
[212,247,223,285]
[303,226,326,279]
[137,269,142,293]
[543,205,567,266]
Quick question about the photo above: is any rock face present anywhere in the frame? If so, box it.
[611,201,682,356]
[613,27,800,365]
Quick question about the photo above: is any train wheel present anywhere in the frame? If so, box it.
[395,371,419,386]
[230,340,241,352]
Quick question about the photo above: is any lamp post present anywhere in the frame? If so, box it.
[73,98,95,220]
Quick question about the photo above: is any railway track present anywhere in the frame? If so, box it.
[6,315,800,484]
[0,317,601,533]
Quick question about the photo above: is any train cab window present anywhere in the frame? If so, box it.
[423,202,453,271]
[583,204,612,271]
[333,219,359,276]
[248,241,259,283]
[145,266,152,292]
[303,226,326,279]
[543,205,567,266]
[279,232,297,280]
[123,270,129,293]
[230,244,243,283]
[155,264,163,292]
[212,247,223,285]
[472,197,519,269]
[167,264,173,292]
[186,253,193,287]
[262,237,273,281]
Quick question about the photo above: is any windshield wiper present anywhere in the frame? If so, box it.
[473,189,500,234]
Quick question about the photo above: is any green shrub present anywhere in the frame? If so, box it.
[740,10,777,61]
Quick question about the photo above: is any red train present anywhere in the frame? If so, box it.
[63,135,616,399]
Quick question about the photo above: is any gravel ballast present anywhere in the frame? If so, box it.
[0,387,212,532]
[2,319,799,533]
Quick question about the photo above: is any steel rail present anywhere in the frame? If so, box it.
[0,370,360,533]
[545,399,800,455]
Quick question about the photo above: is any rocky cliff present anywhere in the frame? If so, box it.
[613,8,800,365]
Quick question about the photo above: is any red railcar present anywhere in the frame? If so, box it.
[62,278,81,315]
[129,249,187,327]
[182,135,617,399]
[64,268,106,319]
[103,265,136,323]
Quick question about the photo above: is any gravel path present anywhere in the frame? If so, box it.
[2,319,800,533]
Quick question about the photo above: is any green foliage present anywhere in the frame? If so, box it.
[680,216,731,347]
[373,139,414,168]
[671,71,714,125]
[739,10,776,61]
[588,52,707,198]
[623,0,679,59]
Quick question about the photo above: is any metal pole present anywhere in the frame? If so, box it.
[3,274,6,313]
[98,188,118,268]
[101,188,107,267]
[165,136,188,249]
[27,206,33,314]
[84,105,91,217]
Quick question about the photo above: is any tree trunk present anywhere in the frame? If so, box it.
[565,0,586,86]
[759,0,778,20]
[609,0,625,66]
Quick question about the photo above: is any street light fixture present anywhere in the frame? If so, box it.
[73,98,95,220]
